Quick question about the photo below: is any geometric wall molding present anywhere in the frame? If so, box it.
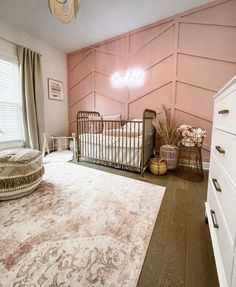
[68,0,236,161]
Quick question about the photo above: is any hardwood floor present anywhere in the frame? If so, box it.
[75,161,219,287]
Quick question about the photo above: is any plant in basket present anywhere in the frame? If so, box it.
[152,107,180,170]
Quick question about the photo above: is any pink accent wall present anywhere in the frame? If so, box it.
[67,0,236,161]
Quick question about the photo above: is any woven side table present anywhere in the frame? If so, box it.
[175,144,204,182]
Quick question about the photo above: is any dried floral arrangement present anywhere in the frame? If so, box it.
[152,107,180,146]
[177,124,206,146]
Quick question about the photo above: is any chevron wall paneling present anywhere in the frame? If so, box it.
[67,0,236,161]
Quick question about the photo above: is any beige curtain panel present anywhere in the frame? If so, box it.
[17,46,44,150]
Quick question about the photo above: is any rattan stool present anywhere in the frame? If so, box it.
[175,144,204,182]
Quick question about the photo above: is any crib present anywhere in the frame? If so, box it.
[77,109,156,176]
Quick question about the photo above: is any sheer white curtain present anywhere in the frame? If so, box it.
[0,55,25,148]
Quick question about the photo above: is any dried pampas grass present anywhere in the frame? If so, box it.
[153,107,179,146]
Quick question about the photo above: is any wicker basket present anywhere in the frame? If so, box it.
[160,145,179,170]
[149,158,167,175]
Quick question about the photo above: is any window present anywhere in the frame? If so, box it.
[0,56,24,148]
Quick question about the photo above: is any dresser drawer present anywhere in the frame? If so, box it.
[214,84,236,135]
[212,128,236,185]
[207,185,234,286]
[209,155,236,243]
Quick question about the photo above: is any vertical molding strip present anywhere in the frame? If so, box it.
[126,34,130,119]
[92,48,95,109]
[67,56,70,134]
[171,18,179,119]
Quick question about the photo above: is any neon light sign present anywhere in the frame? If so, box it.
[111,68,145,87]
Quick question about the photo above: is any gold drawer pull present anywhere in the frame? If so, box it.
[212,178,221,192]
[210,210,219,229]
[215,146,225,154]
[218,109,229,115]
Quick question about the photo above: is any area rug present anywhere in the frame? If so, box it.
[43,150,74,163]
[0,162,165,287]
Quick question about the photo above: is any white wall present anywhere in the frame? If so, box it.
[0,19,68,138]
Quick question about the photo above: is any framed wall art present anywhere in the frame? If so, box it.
[48,78,63,101]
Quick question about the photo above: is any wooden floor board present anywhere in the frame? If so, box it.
[75,161,219,287]
[156,187,188,287]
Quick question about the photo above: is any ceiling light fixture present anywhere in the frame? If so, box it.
[48,0,80,23]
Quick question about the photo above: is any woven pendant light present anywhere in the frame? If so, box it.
[48,0,80,23]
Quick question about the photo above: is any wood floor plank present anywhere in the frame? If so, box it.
[155,186,188,287]
[137,176,176,287]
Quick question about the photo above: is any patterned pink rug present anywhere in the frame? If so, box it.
[0,162,165,287]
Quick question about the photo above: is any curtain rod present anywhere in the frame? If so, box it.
[0,35,42,57]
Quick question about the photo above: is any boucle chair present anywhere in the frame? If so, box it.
[0,149,44,201]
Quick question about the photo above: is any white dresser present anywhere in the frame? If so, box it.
[205,76,236,287]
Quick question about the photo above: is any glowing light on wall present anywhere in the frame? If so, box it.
[111,68,145,88]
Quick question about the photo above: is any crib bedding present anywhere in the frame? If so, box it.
[79,133,143,148]
[102,128,142,137]
[80,142,141,167]
[79,131,154,168]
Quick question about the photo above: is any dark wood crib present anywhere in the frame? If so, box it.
[76,109,156,176]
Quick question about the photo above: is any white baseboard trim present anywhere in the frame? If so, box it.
[203,161,210,170]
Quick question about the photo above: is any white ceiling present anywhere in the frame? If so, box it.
[0,0,214,53]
